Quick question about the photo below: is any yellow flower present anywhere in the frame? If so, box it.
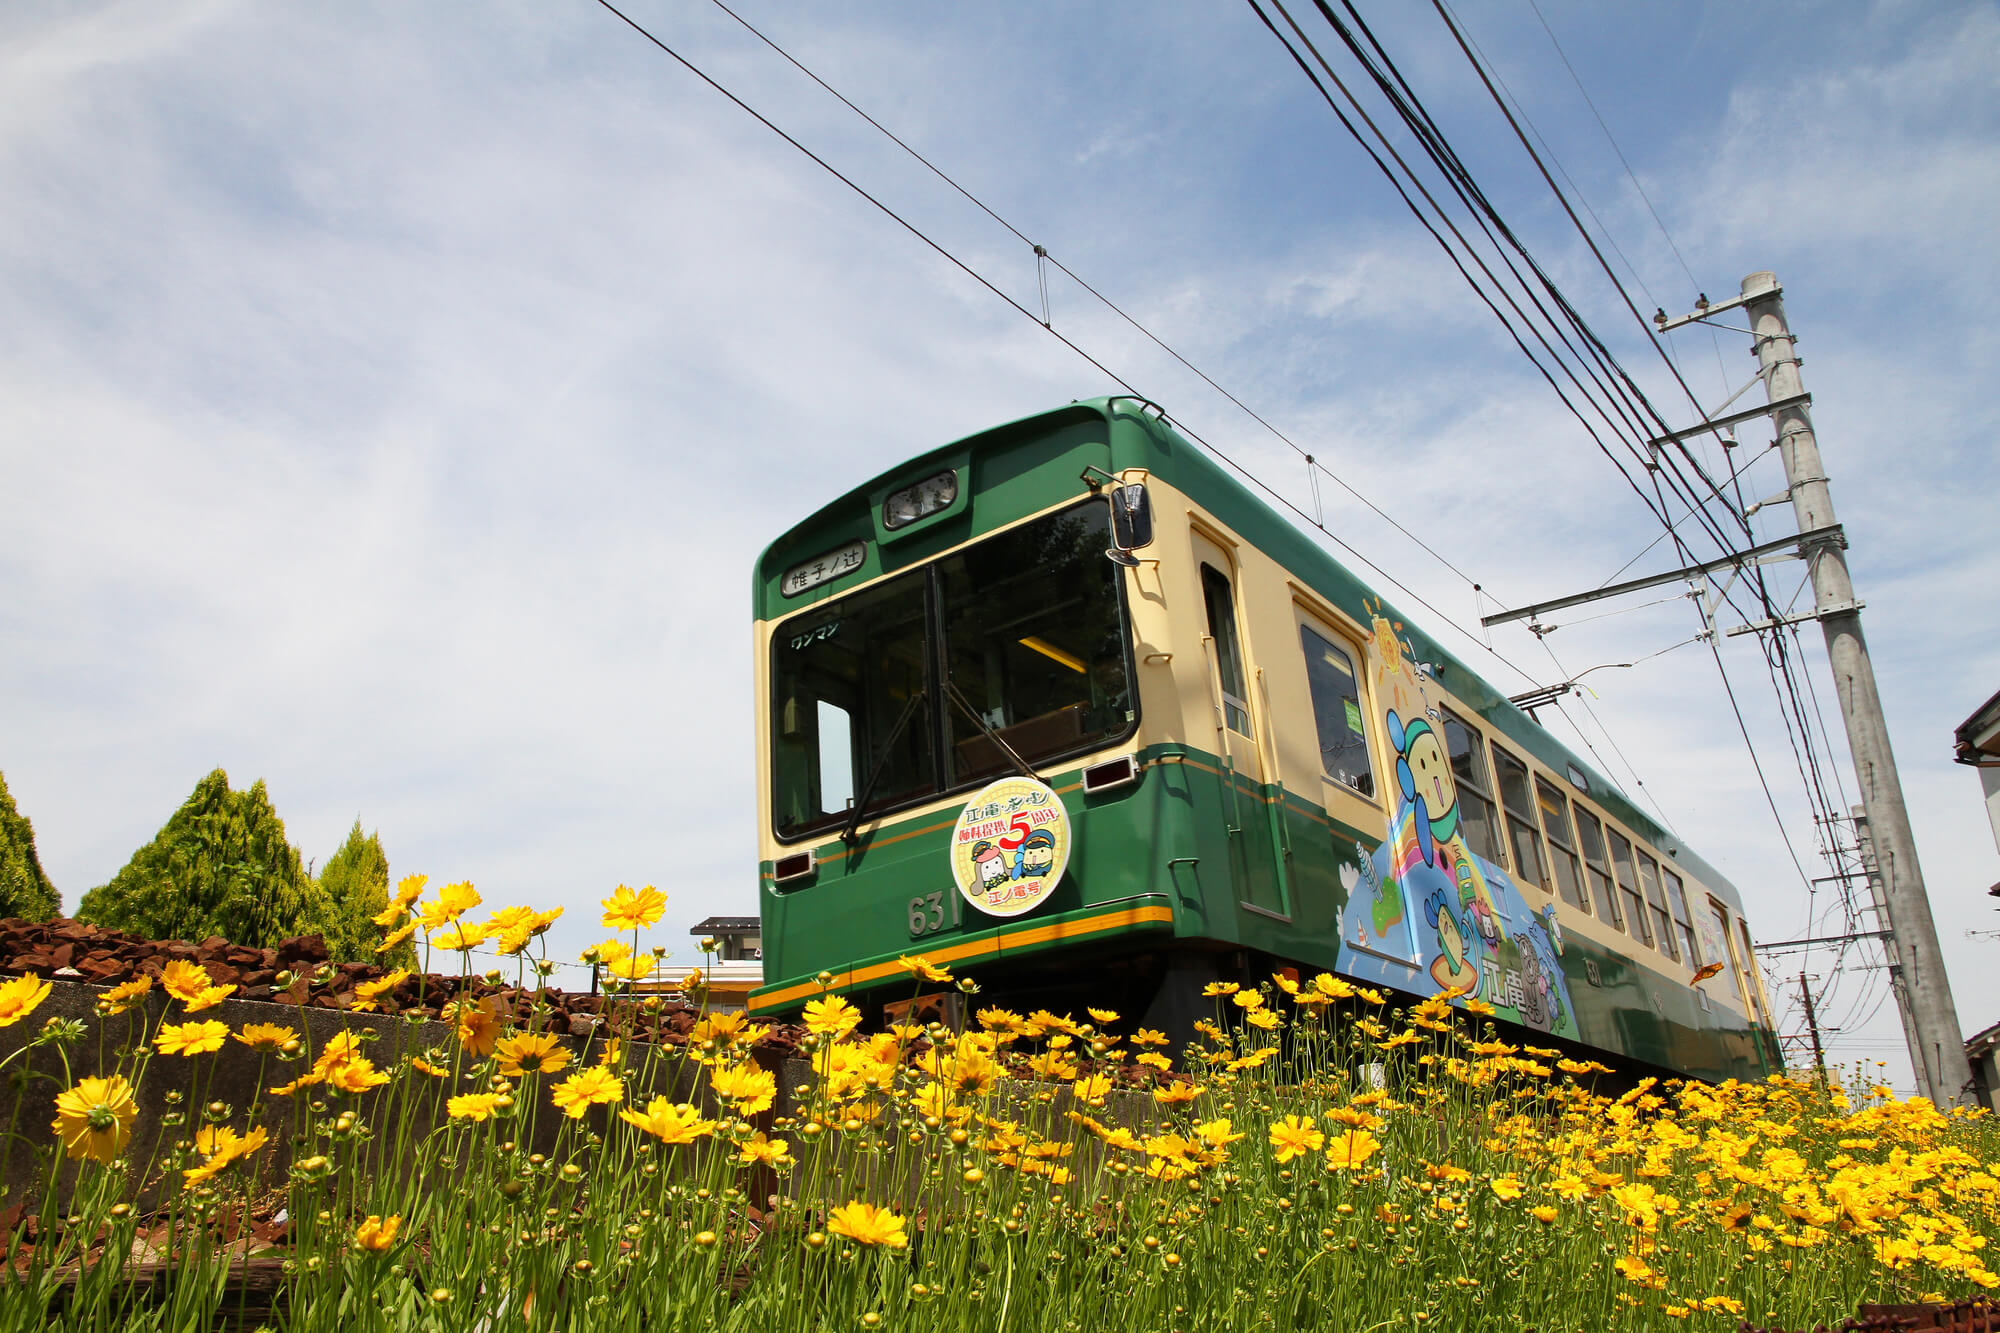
[1489,1175,1525,1201]
[495,1032,571,1078]
[1324,1129,1380,1171]
[0,974,52,1027]
[1613,1253,1661,1287]
[156,1019,229,1057]
[183,1124,268,1184]
[376,922,417,954]
[1379,1030,1422,1049]
[1029,1050,1079,1081]
[1269,1114,1325,1163]
[410,1058,447,1077]
[371,900,406,929]
[1245,1009,1281,1030]
[234,1022,296,1053]
[600,883,666,931]
[433,880,483,925]
[484,905,536,935]
[709,1062,777,1115]
[1087,1007,1119,1023]
[1130,1028,1169,1047]
[1326,1105,1385,1131]
[1312,972,1358,1001]
[447,997,504,1057]
[99,974,151,1014]
[584,938,632,965]
[530,906,564,936]
[353,970,409,1009]
[1231,989,1264,1011]
[896,954,952,983]
[617,1096,714,1144]
[606,954,657,982]
[1201,982,1240,997]
[826,1201,908,1249]
[430,921,488,953]
[51,1075,138,1163]
[1153,1082,1203,1106]
[393,874,428,908]
[159,959,213,1005]
[803,994,862,1040]
[1137,1052,1172,1072]
[324,1057,391,1094]
[1531,1205,1559,1223]
[448,1092,507,1122]
[551,1066,624,1118]
[736,1131,791,1166]
[353,1215,401,1252]
[184,982,237,1013]
[1072,1073,1114,1102]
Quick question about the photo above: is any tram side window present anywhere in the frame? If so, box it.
[1607,829,1653,946]
[1535,778,1588,912]
[1571,808,1619,927]
[1636,850,1678,961]
[1439,708,1504,866]
[1736,918,1769,1024]
[1300,625,1376,797]
[1664,870,1701,966]
[1491,745,1547,890]
[1201,564,1252,736]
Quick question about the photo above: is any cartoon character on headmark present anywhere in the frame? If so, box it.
[1015,829,1057,881]
[969,841,1009,894]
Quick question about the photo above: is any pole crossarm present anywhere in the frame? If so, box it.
[1478,524,1845,629]
[1755,929,1894,953]
[1646,391,1812,452]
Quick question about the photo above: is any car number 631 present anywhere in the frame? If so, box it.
[907,892,949,938]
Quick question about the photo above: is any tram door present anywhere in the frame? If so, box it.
[1192,533,1287,919]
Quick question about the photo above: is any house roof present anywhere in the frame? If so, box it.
[1954,687,2000,761]
[691,915,761,935]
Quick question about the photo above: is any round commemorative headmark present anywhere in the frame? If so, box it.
[948,776,1071,919]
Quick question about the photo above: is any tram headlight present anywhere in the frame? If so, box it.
[883,470,958,529]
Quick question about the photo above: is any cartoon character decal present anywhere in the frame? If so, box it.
[1423,889,1479,994]
[1336,601,1580,1038]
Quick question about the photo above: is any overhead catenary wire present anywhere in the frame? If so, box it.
[700,0,1731,834]
[589,0,1549,688]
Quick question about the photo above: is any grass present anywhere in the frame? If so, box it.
[1,877,1995,1332]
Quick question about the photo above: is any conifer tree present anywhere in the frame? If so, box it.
[77,770,334,948]
[316,819,412,966]
[0,769,61,922]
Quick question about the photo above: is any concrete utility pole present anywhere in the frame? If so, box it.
[1742,271,1973,1106]
[1852,805,1931,1100]
[1797,971,1829,1084]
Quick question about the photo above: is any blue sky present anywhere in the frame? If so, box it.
[4,0,1995,1091]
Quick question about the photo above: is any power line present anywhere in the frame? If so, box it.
[589,0,1547,687]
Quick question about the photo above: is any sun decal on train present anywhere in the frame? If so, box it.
[948,776,1071,919]
[1338,603,1581,1038]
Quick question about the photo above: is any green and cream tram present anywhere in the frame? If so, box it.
[748,397,1780,1082]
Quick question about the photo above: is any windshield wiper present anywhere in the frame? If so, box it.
[839,689,929,847]
[943,679,1041,784]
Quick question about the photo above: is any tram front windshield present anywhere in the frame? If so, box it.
[771,501,1133,839]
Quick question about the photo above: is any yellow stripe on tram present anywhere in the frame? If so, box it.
[749,903,1174,1013]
